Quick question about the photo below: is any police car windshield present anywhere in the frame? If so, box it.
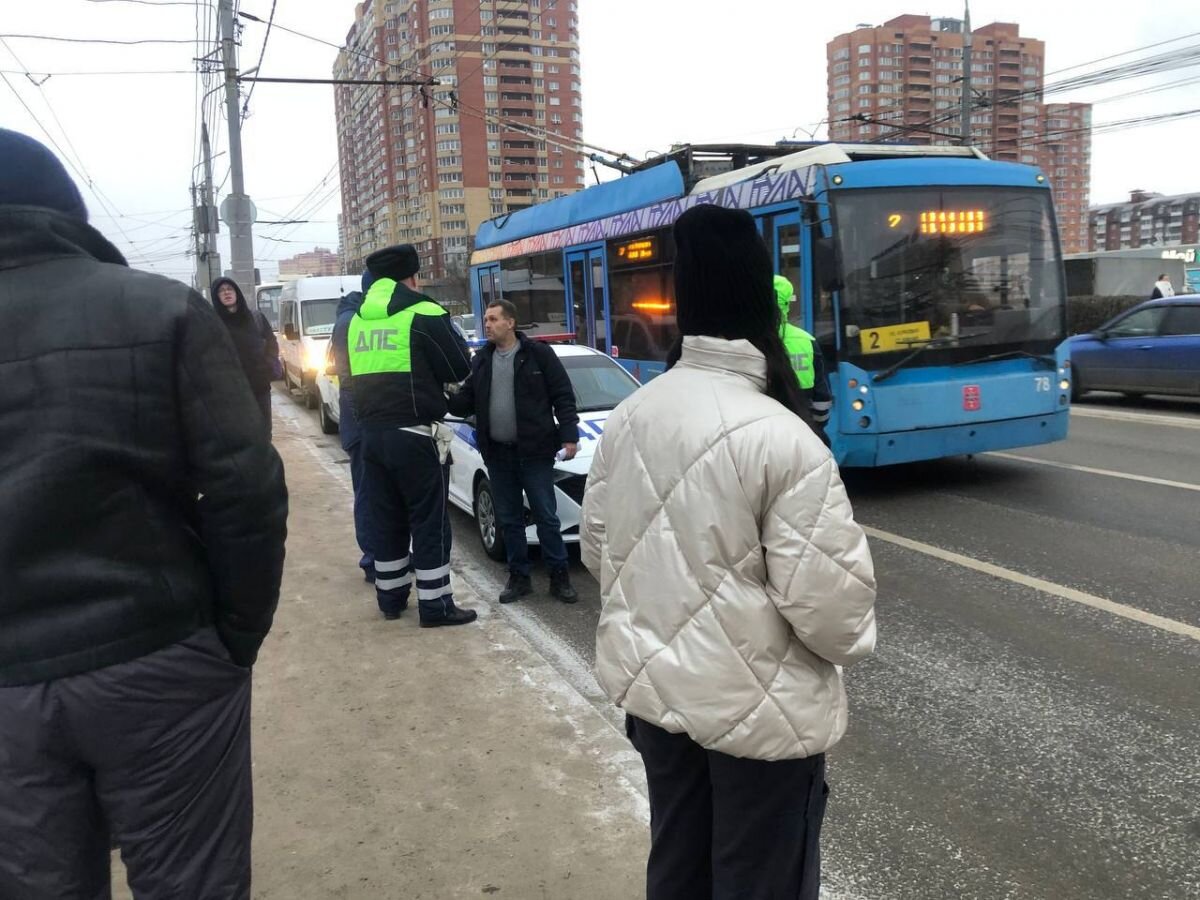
[562,355,639,412]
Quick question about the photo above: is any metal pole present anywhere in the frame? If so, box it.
[191,182,203,292]
[960,0,974,146]
[200,122,222,291]
[219,0,255,299]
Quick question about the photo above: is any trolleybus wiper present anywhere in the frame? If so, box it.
[872,331,993,384]
[951,350,1056,368]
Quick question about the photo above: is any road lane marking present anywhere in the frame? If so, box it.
[863,526,1200,643]
[1072,406,1200,429]
[988,452,1200,493]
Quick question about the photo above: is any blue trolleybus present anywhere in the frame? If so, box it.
[468,142,1072,467]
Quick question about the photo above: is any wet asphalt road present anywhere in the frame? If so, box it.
[292,389,1200,899]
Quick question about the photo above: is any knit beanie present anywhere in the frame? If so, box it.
[672,205,776,340]
[0,128,89,221]
[366,244,419,282]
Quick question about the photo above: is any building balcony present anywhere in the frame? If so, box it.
[502,163,538,175]
[502,173,538,186]
[500,108,535,120]
[498,26,531,38]
[498,61,531,76]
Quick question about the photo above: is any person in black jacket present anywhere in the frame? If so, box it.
[447,299,580,603]
[0,129,288,897]
[330,274,374,582]
[211,276,280,435]
[349,244,476,626]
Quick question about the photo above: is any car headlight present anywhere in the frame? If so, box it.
[305,343,326,372]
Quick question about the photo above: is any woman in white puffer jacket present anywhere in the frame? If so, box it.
[581,204,877,900]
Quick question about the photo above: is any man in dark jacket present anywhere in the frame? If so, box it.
[0,129,288,897]
[211,275,280,435]
[330,273,374,582]
[349,244,475,626]
[447,299,580,604]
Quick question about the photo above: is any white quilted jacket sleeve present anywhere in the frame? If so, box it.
[580,420,610,580]
[757,428,877,667]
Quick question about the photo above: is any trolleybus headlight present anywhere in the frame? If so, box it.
[1036,174,1046,183]
[852,399,865,411]
[1060,379,1070,391]
[832,175,844,185]
[859,417,871,428]
[860,385,869,395]
[848,378,859,389]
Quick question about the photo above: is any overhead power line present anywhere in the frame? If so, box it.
[0,34,204,45]
[239,0,276,124]
[236,10,435,85]
[82,0,204,6]
[0,68,194,77]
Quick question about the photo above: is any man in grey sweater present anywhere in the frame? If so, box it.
[447,299,580,603]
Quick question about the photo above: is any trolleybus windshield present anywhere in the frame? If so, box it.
[832,187,1065,367]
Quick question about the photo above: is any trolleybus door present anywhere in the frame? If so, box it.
[475,264,500,321]
[566,247,609,354]
[762,211,805,330]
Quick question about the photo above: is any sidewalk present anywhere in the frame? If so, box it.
[116,399,648,899]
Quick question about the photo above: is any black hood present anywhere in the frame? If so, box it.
[0,205,125,273]
[211,278,250,323]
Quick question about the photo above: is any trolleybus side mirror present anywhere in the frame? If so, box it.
[283,323,298,341]
[813,236,842,292]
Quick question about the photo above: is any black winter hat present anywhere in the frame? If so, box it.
[0,128,89,221]
[366,244,420,282]
[672,204,776,341]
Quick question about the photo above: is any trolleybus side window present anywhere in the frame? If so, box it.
[500,251,568,335]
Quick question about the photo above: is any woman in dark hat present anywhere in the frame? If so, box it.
[582,204,877,899]
[211,277,280,435]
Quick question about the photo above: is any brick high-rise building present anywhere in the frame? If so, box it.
[334,0,585,286]
[827,15,1092,252]
[278,247,341,280]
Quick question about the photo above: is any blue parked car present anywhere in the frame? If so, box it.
[1068,296,1200,400]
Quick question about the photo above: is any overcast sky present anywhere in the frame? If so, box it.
[2,0,1196,284]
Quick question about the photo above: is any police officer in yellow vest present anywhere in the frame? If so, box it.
[775,275,833,436]
[349,244,476,626]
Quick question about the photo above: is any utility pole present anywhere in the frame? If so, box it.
[960,0,974,146]
[191,182,204,292]
[218,0,255,300]
[199,122,221,291]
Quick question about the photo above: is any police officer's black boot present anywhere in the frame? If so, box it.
[419,601,478,628]
[499,572,533,604]
[549,568,578,604]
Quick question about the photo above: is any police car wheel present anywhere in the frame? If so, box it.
[474,480,507,562]
[318,402,338,435]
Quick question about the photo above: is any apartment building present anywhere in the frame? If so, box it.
[827,15,1092,252]
[1090,189,1200,252]
[278,247,342,280]
[334,0,585,283]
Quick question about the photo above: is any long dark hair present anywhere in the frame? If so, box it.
[667,204,817,432]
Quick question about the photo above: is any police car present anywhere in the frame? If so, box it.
[446,343,641,560]
[315,317,475,435]
[314,343,341,435]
